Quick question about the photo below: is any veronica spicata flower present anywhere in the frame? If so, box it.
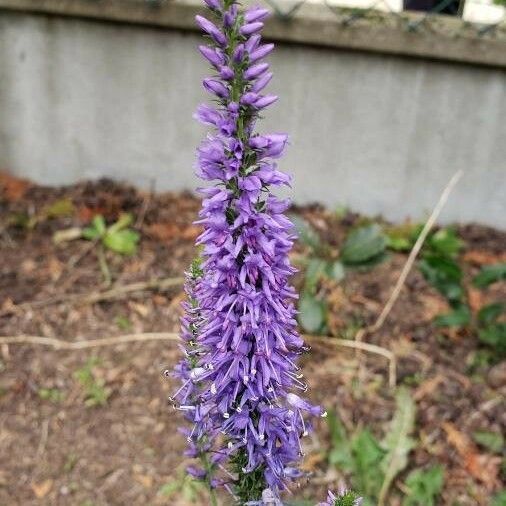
[169,0,325,503]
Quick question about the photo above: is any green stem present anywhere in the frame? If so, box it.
[201,452,218,506]
[97,244,111,286]
[209,488,218,506]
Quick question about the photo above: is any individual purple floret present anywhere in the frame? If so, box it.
[317,487,363,506]
[170,0,325,502]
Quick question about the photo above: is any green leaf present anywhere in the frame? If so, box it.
[473,263,506,288]
[478,323,506,355]
[387,236,412,252]
[304,258,328,293]
[434,304,471,328]
[477,303,505,326]
[158,481,181,497]
[290,215,321,252]
[92,215,107,235]
[472,430,504,453]
[491,491,506,506]
[378,387,416,505]
[103,229,139,255]
[115,315,132,331]
[327,411,353,470]
[326,260,345,282]
[298,293,326,333]
[402,465,444,506]
[108,213,134,233]
[82,226,101,240]
[419,254,463,303]
[43,198,75,219]
[384,222,422,252]
[427,228,463,258]
[341,224,387,265]
[349,251,389,270]
[351,429,385,498]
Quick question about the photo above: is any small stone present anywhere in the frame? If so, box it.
[487,361,506,388]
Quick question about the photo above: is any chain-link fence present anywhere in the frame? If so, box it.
[259,0,505,39]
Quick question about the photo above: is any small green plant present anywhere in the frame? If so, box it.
[6,197,75,230]
[472,430,504,454]
[402,465,444,506]
[291,216,387,333]
[158,473,207,503]
[491,490,506,506]
[386,225,467,322]
[38,387,65,403]
[399,224,506,357]
[473,263,506,288]
[115,315,132,331]
[74,357,110,408]
[82,213,139,284]
[327,388,416,506]
[334,492,363,506]
[417,228,466,319]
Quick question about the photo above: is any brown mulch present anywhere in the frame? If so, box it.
[0,176,504,505]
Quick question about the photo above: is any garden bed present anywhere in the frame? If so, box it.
[0,174,504,505]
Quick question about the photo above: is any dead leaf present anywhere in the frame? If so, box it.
[134,473,153,488]
[152,294,167,306]
[31,479,53,499]
[21,259,37,274]
[180,224,202,240]
[463,250,506,266]
[47,257,63,282]
[300,452,325,471]
[53,227,83,244]
[146,223,201,242]
[414,374,444,401]
[145,223,180,242]
[467,287,484,313]
[442,422,501,490]
[128,301,150,318]
[77,205,106,224]
[0,171,31,202]
[419,293,451,322]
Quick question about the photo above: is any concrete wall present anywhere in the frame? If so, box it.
[1,10,505,227]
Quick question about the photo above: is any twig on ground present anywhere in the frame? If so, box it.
[36,419,50,459]
[0,332,179,350]
[0,276,184,316]
[135,180,155,229]
[305,334,397,388]
[354,170,464,375]
[0,331,397,386]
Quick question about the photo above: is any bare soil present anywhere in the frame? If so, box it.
[0,176,504,505]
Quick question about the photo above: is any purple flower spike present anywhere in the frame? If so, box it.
[245,34,262,53]
[240,21,265,36]
[244,7,270,23]
[252,94,278,109]
[195,15,227,45]
[249,43,275,63]
[203,0,221,9]
[251,72,273,94]
[233,43,246,63]
[198,45,224,67]
[244,63,269,80]
[203,78,229,98]
[219,65,235,80]
[171,1,324,503]
[223,5,238,28]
